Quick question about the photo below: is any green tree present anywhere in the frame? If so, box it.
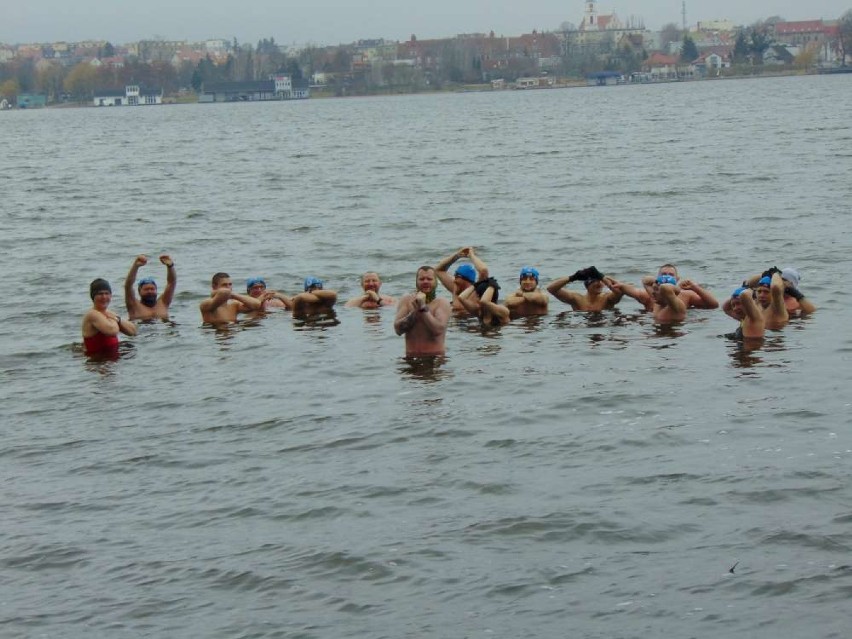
[749,26,773,65]
[680,34,699,62]
[733,31,750,64]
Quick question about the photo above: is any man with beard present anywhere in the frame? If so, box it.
[124,254,177,320]
[504,266,549,318]
[394,266,451,356]
[345,272,396,309]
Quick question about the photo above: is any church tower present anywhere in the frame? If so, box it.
[582,0,599,31]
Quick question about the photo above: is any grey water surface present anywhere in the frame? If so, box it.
[1,74,851,638]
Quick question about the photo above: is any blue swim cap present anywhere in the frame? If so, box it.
[757,276,771,287]
[455,263,477,284]
[731,286,749,299]
[303,276,323,291]
[519,266,539,281]
[246,276,266,292]
[137,276,156,288]
[656,275,677,285]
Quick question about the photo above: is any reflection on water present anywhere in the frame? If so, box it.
[398,355,450,383]
[292,310,341,330]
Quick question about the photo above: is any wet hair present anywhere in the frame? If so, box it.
[89,278,111,300]
[212,272,230,287]
[474,277,500,303]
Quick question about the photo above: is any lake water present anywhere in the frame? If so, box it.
[1,74,851,638]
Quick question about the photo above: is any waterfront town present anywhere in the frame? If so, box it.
[1,1,851,108]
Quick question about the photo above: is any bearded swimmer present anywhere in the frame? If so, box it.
[504,267,549,318]
[394,266,451,356]
[82,278,137,355]
[124,254,177,320]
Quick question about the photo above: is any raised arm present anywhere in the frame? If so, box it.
[768,272,788,321]
[467,247,489,280]
[546,276,583,309]
[160,255,177,307]
[678,279,718,309]
[611,280,652,311]
[658,283,687,315]
[456,284,481,316]
[602,276,625,308]
[434,249,463,291]
[124,255,146,312]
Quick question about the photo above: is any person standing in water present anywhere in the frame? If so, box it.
[394,266,451,356]
[82,278,137,355]
[124,254,177,320]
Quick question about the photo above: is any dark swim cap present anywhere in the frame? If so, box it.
[89,278,112,299]
[138,276,157,289]
[455,263,477,284]
[474,277,500,303]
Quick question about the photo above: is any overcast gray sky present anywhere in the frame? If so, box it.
[3,1,850,46]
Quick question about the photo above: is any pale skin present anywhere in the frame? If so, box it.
[547,274,624,311]
[345,272,396,309]
[435,247,489,313]
[82,289,138,340]
[394,268,451,356]
[199,277,262,325]
[459,284,509,326]
[744,272,816,316]
[631,265,719,310]
[504,275,549,318]
[124,254,177,320]
[723,290,765,338]
[754,273,789,329]
[247,280,292,310]
[291,288,338,318]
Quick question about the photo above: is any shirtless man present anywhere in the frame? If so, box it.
[246,277,292,310]
[435,246,489,314]
[634,264,718,310]
[504,266,549,318]
[753,272,788,329]
[460,277,510,327]
[82,278,137,355]
[394,266,451,356]
[723,286,765,339]
[745,266,816,316]
[617,274,688,323]
[291,277,338,318]
[199,272,262,325]
[547,266,624,311]
[345,272,396,309]
[124,254,177,320]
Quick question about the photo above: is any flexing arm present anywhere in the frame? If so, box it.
[659,284,687,315]
[546,277,583,309]
[466,247,489,280]
[679,279,718,309]
[434,249,463,291]
[456,284,480,316]
[265,290,293,309]
[124,255,146,312]
[160,255,177,307]
[602,277,625,308]
[611,280,652,311]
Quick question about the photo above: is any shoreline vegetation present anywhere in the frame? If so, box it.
[23,66,840,109]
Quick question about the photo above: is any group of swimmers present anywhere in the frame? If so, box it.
[82,248,815,357]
